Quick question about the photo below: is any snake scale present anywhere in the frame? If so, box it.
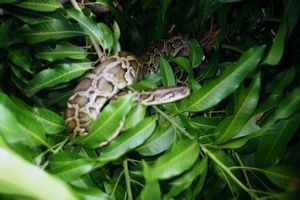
[65,35,190,137]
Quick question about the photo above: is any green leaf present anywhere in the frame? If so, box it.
[137,123,175,156]
[123,104,146,131]
[264,165,300,190]
[188,39,203,68]
[99,116,157,161]
[49,159,96,182]
[15,0,62,12]
[171,56,192,74]
[160,57,176,87]
[35,43,89,61]
[0,148,77,200]
[25,62,92,96]
[180,46,264,112]
[77,95,133,148]
[0,103,26,144]
[167,157,208,198]
[139,179,160,200]
[215,72,261,144]
[74,187,110,200]
[16,19,84,43]
[274,87,300,121]
[7,47,32,73]
[34,107,65,134]
[66,9,113,50]
[263,14,287,65]
[150,139,200,180]
[256,112,300,167]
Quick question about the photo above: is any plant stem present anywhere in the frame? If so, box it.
[153,106,194,139]
[202,146,259,200]
[123,159,133,200]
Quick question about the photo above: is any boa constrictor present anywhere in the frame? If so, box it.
[65,35,190,137]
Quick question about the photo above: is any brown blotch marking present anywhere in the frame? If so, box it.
[74,78,92,93]
[140,53,150,62]
[108,64,126,81]
[155,41,164,50]
[97,78,114,92]
[154,54,160,65]
[119,51,132,58]
[89,107,97,116]
[129,59,139,71]
[66,120,76,132]
[166,43,174,53]
[95,96,107,105]
[65,108,75,119]
[93,57,117,74]
[78,112,91,123]
[70,95,89,107]
[139,93,151,100]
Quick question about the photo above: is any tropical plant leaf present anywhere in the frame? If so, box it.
[188,39,203,68]
[137,123,175,156]
[16,19,84,43]
[7,47,32,73]
[180,46,264,112]
[49,159,96,182]
[14,0,62,12]
[34,107,65,134]
[66,9,114,51]
[149,139,200,180]
[215,72,261,144]
[99,116,157,161]
[160,57,175,86]
[76,95,133,148]
[123,104,146,131]
[166,157,208,198]
[264,165,300,190]
[0,103,27,144]
[0,147,77,200]
[35,43,89,61]
[256,112,300,167]
[25,62,92,96]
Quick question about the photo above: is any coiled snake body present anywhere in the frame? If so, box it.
[65,35,190,136]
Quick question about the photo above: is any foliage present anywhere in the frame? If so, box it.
[0,0,300,199]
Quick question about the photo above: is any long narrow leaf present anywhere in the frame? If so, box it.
[180,46,264,112]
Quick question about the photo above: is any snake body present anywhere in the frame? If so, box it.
[65,35,189,136]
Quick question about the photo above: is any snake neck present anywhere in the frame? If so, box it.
[137,35,189,79]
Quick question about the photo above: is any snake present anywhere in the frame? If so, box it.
[65,35,190,137]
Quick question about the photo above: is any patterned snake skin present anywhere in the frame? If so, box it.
[65,35,190,136]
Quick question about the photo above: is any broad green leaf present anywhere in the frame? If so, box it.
[189,116,221,130]
[77,95,133,148]
[99,116,157,161]
[154,0,172,39]
[15,0,62,12]
[215,72,261,144]
[264,165,300,190]
[160,57,175,87]
[188,39,203,68]
[218,0,244,2]
[0,148,77,200]
[25,62,92,96]
[137,123,175,156]
[74,187,110,200]
[150,139,200,180]
[256,112,300,167]
[123,104,146,131]
[7,47,32,73]
[167,157,208,198]
[8,96,49,148]
[49,159,96,182]
[139,180,160,200]
[0,103,26,143]
[16,19,84,43]
[66,9,113,50]
[34,107,65,134]
[180,46,264,112]
[274,87,300,121]
[170,56,192,73]
[35,43,89,61]
[263,14,287,65]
